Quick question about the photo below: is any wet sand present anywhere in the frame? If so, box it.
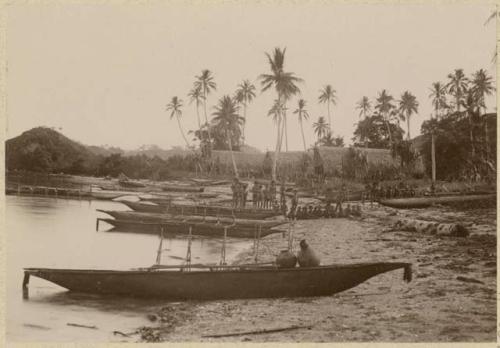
[131,203,496,342]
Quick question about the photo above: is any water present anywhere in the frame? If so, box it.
[6,195,252,342]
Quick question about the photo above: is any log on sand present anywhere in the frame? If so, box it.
[393,219,469,237]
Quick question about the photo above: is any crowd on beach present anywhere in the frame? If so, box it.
[230,177,363,220]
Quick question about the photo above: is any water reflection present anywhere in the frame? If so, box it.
[6,195,252,342]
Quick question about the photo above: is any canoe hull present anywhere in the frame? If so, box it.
[162,185,204,193]
[24,262,410,300]
[123,201,281,220]
[98,218,280,238]
[97,210,286,228]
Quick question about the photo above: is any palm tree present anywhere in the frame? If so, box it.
[166,96,190,149]
[293,99,310,151]
[195,70,217,149]
[234,80,256,145]
[446,69,469,113]
[398,91,419,140]
[313,116,329,143]
[356,96,371,120]
[429,82,447,119]
[188,85,204,130]
[374,89,395,145]
[471,69,495,159]
[212,95,243,178]
[318,85,337,133]
[428,81,447,182]
[259,47,302,180]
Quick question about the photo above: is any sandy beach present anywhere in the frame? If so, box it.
[129,203,496,342]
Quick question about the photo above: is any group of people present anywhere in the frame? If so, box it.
[230,178,249,208]
[365,180,417,201]
[292,203,362,219]
[230,178,288,211]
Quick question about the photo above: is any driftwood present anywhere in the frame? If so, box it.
[456,276,484,284]
[393,219,469,237]
[202,324,312,338]
[24,323,51,330]
[67,322,98,330]
[113,330,132,337]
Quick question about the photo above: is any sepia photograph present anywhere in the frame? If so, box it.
[3,1,497,344]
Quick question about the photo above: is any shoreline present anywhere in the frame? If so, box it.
[131,203,496,342]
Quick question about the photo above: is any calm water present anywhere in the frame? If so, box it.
[6,195,251,342]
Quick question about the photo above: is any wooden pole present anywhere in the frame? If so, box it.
[155,227,164,265]
[431,132,436,182]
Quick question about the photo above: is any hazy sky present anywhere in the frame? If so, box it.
[6,2,497,151]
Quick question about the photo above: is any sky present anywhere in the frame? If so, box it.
[5,2,497,152]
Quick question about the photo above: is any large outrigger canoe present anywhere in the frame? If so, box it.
[23,262,411,300]
[121,201,281,219]
[97,210,287,229]
[97,218,283,238]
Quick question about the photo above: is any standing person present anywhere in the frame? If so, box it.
[230,178,239,208]
[269,180,277,208]
[262,184,269,209]
[251,182,259,208]
[335,184,346,216]
[242,183,248,208]
[279,180,286,210]
[290,189,299,217]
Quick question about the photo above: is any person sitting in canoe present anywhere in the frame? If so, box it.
[297,239,320,267]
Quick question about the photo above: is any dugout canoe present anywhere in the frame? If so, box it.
[119,180,146,188]
[23,262,411,300]
[89,191,127,200]
[96,218,282,238]
[379,193,496,209]
[122,201,281,219]
[96,210,287,228]
[162,184,204,193]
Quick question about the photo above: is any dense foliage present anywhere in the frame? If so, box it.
[420,112,496,181]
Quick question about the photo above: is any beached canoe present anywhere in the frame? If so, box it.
[119,180,146,188]
[162,184,204,193]
[90,191,127,200]
[96,218,282,238]
[97,210,287,228]
[379,193,496,209]
[23,262,411,300]
[122,201,281,219]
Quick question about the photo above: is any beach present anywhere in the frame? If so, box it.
[133,203,496,342]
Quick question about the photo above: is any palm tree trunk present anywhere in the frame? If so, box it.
[431,107,438,182]
[203,88,212,152]
[272,113,282,181]
[327,102,331,133]
[226,130,239,178]
[384,113,393,146]
[483,107,489,160]
[469,113,475,156]
[431,132,436,182]
[196,104,201,130]
[177,115,191,149]
[284,109,288,152]
[407,114,411,140]
[299,117,307,152]
[242,103,247,145]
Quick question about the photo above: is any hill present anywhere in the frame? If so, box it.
[6,127,100,174]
